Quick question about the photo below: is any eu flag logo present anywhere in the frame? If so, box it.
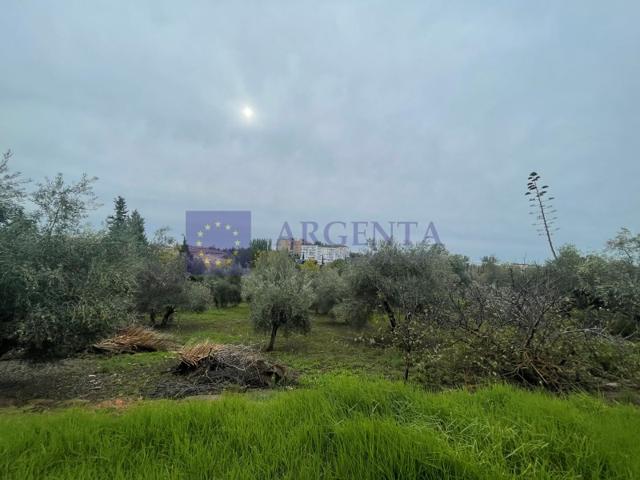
[185,211,251,273]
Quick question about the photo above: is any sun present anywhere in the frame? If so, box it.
[241,105,255,120]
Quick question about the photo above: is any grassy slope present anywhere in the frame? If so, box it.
[1,376,639,479]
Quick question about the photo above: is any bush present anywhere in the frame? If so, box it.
[309,267,345,316]
[207,277,242,308]
[418,322,640,391]
[2,231,138,357]
[422,273,640,391]
[184,281,211,312]
[334,298,373,328]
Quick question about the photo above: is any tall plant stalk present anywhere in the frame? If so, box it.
[526,172,558,260]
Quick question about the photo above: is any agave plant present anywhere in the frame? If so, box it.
[526,172,558,259]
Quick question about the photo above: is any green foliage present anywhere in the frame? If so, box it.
[475,255,511,286]
[207,276,242,308]
[0,150,27,224]
[338,242,457,379]
[106,198,147,249]
[418,320,640,391]
[429,267,640,390]
[338,242,454,327]
[545,234,640,335]
[0,155,192,356]
[0,161,139,356]
[607,227,640,265]
[134,253,188,327]
[1,377,639,479]
[106,195,128,235]
[309,267,345,315]
[242,251,312,350]
[300,258,320,272]
[32,172,98,236]
[249,238,272,265]
[0,233,139,355]
[184,281,211,313]
[127,209,147,245]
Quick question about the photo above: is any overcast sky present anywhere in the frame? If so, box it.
[2,1,639,261]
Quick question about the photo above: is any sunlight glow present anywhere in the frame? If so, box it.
[241,105,255,120]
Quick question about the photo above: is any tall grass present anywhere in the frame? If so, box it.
[1,376,638,479]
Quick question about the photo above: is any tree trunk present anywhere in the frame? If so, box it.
[266,324,278,351]
[403,351,411,382]
[161,306,176,327]
[149,309,156,326]
[382,300,397,331]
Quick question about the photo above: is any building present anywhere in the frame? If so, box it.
[277,237,350,264]
[276,238,303,256]
[300,244,349,264]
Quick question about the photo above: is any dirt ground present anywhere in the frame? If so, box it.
[0,354,235,407]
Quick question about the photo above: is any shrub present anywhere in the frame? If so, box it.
[207,277,242,308]
[310,267,345,316]
[184,281,211,312]
[423,273,640,391]
[2,231,138,357]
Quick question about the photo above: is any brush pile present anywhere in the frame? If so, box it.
[93,326,175,354]
[176,342,294,388]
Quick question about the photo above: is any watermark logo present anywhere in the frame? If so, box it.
[277,221,441,247]
[185,210,251,273]
[184,211,442,272]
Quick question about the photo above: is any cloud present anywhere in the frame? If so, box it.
[1,1,639,261]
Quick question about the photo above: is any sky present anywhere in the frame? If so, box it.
[1,1,639,262]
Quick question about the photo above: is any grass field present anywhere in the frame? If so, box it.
[169,305,403,377]
[1,376,639,479]
[1,306,639,478]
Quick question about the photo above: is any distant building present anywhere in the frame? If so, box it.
[277,238,350,264]
[276,238,303,256]
[300,244,349,264]
[276,238,349,265]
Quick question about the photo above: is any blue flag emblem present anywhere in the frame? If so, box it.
[185,210,251,273]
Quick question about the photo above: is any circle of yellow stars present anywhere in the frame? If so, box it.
[194,220,241,268]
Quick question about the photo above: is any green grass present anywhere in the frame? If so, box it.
[2,306,639,478]
[1,376,639,479]
[170,306,403,377]
[96,351,176,374]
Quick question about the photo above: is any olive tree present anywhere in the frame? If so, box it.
[309,266,345,315]
[242,251,312,351]
[134,252,188,327]
[206,276,242,308]
[339,242,456,379]
[604,228,640,333]
[0,155,138,356]
[0,150,27,224]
